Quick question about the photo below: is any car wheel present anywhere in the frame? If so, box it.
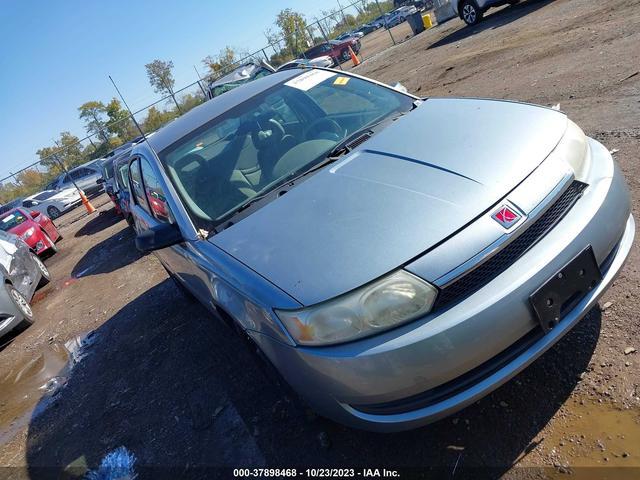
[6,284,34,326]
[42,231,58,254]
[341,49,351,62]
[30,252,51,288]
[47,206,61,219]
[460,0,483,25]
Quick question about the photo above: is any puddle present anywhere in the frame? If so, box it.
[0,331,96,447]
[544,401,640,469]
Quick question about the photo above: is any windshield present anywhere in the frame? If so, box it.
[0,211,27,231]
[33,191,57,201]
[159,70,414,230]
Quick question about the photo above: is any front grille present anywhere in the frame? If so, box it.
[434,181,588,311]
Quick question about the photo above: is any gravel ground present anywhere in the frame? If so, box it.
[0,0,639,478]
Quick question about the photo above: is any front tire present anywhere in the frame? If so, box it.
[47,206,61,219]
[340,49,351,62]
[30,253,51,288]
[6,284,34,326]
[460,0,483,25]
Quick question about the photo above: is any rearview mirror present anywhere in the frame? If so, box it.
[135,223,183,252]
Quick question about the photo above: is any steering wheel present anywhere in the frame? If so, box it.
[303,117,346,142]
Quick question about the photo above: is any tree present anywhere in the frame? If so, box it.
[142,106,176,133]
[105,98,137,143]
[78,101,109,143]
[275,9,310,57]
[36,131,85,172]
[145,59,181,112]
[202,46,238,76]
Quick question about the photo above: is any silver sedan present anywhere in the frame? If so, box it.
[128,68,633,431]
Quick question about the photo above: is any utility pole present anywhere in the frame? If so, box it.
[193,65,208,98]
[374,0,396,44]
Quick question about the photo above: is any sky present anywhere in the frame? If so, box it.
[0,0,335,179]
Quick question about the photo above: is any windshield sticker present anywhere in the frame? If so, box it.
[333,76,350,86]
[2,215,15,223]
[285,69,335,91]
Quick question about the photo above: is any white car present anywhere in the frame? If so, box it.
[277,56,335,71]
[22,188,82,219]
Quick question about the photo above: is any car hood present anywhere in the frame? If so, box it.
[7,221,35,237]
[211,98,568,306]
[52,189,80,201]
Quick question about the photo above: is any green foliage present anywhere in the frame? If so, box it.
[105,98,138,143]
[78,100,109,142]
[145,59,176,95]
[202,46,239,76]
[275,9,311,57]
[141,106,177,133]
[179,93,205,113]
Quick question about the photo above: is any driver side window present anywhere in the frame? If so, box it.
[140,158,172,224]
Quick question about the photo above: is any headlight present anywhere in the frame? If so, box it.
[555,120,589,181]
[276,270,438,346]
[22,227,35,239]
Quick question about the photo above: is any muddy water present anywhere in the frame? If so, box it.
[0,332,94,447]
[545,401,640,470]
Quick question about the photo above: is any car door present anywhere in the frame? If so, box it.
[128,155,214,306]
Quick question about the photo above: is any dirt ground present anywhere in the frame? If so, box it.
[1,0,640,478]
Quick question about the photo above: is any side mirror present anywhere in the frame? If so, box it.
[135,223,183,252]
[96,178,105,185]
[30,211,40,219]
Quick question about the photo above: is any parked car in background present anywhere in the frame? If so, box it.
[355,23,379,36]
[384,5,418,28]
[207,60,275,100]
[454,0,521,25]
[336,30,364,41]
[0,230,50,338]
[126,68,633,431]
[100,147,134,214]
[303,37,361,64]
[0,208,61,256]
[0,198,24,216]
[22,188,81,219]
[46,163,103,196]
[277,56,335,71]
[113,154,134,226]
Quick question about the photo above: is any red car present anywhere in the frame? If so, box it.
[0,208,61,256]
[303,37,361,64]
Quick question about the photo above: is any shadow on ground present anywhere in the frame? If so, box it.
[74,209,123,238]
[70,225,142,278]
[24,265,602,477]
[428,0,556,50]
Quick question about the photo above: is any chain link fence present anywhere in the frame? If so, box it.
[0,0,435,207]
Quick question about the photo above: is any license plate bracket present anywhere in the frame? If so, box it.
[530,246,601,333]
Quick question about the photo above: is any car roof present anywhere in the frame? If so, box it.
[144,69,300,154]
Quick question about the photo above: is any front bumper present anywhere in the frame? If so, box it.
[253,139,634,432]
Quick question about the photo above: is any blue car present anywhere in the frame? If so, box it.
[127,68,633,431]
